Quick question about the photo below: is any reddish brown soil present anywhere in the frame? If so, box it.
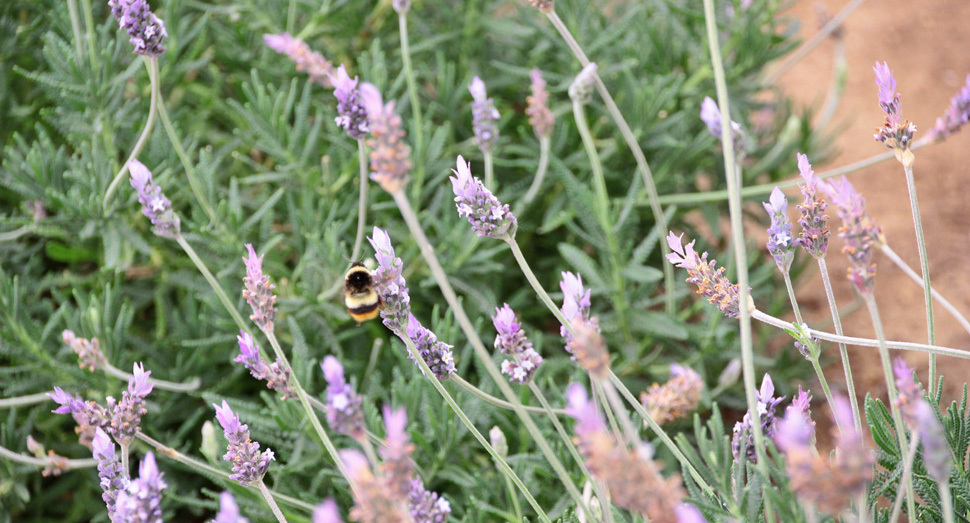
[776,0,970,413]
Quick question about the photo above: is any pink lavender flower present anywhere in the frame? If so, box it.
[568,319,610,379]
[106,362,154,445]
[340,449,408,523]
[929,74,970,140]
[405,315,456,380]
[242,244,277,333]
[92,428,127,518]
[263,33,334,87]
[559,271,597,344]
[329,65,369,139]
[367,227,410,333]
[360,83,411,193]
[392,0,411,14]
[666,232,747,318]
[823,176,882,296]
[213,491,249,523]
[872,62,917,153]
[469,77,500,153]
[763,187,795,272]
[675,504,709,523]
[312,499,342,523]
[62,329,106,372]
[322,356,365,440]
[408,480,451,523]
[108,0,167,56]
[380,406,415,500]
[774,387,814,452]
[213,400,275,486]
[894,359,952,482]
[528,0,554,13]
[640,364,704,425]
[526,69,555,139]
[568,63,598,105]
[234,331,295,399]
[26,436,69,477]
[450,155,517,240]
[794,154,830,258]
[114,451,166,523]
[700,97,744,154]
[732,374,783,462]
[49,387,108,448]
[492,304,543,384]
[129,159,180,238]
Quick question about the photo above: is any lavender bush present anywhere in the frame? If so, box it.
[3,0,970,522]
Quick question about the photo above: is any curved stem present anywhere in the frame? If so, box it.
[880,244,970,336]
[902,163,936,393]
[527,382,589,474]
[545,10,675,314]
[351,139,369,261]
[784,270,838,425]
[782,271,804,325]
[808,356,838,430]
[103,56,159,213]
[102,362,201,392]
[156,87,217,224]
[505,238,573,332]
[484,152,495,191]
[452,375,566,415]
[0,443,96,470]
[398,12,426,201]
[258,479,289,523]
[816,39,846,131]
[818,257,861,430]
[174,235,252,335]
[701,2,773,516]
[0,391,52,408]
[520,136,551,206]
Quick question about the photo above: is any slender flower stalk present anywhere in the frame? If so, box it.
[879,243,970,335]
[263,33,334,87]
[103,57,158,212]
[0,438,95,475]
[394,4,426,200]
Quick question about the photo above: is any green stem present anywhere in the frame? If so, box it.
[103,56,158,213]
[701,2,773,518]
[398,333,552,523]
[505,238,572,329]
[572,100,630,341]
[598,378,639,447]
[545,10,674,314]
[863,294,916,522]
[391,190,591,519]
[520,136,551,207]
[784,270,838,426]
[398,12,426,201]
[351,139,369,261]
[807,356,838,430]
[102,361,201,392]
[889,433,919,523]
[121,442,130,477]
[79,0,99,71]
[484,152,495,191]
[285,0,296,33]
[902,163,936,394]
[782,271,804,325]
[0,391,52,408]
[940,478,955,523]
[0,443,96,470]
[174,234,251,335]
[452,375,566,415]
[258,479,289,523]
[135,432,316,512]
[67,0,84,63]
[156,86,218,224]
[880,244,970,336]
[501,471,524,522]
[818,257,862,430]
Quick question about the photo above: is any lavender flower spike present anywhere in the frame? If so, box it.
[893,359,952,482]
[340,449,408,522]
[313,499,343,523]
[526,69,555,139]
[213,491,249,523]
[263,33,334,87]
[763,187,795,272]
[63,329,106,371]
[322,355,366,441]
[108,0,167,56]
[823,176,883,296]
[640,364,704,425]
[129,159,180,238]
[568,319,610,379]
[492,304,543,384]
[367,227,410,333]
[409,479,451,523]
[107,362,154,445]
[929,74,970,140]
[666,231,749,318]
[213,400,275,486]
[568,63,598,105]
[700,96,744,155]
[794,153,830,258]
[872,62,917,159]
[405,314,457,380]
[92,428,128,519]
[115,451,167,523]
[560,271,597,344]
[242,244,278,333]
[360,83,411,194]
[49,386,108,448]
[329,65,369,139]
[234,330,296,399]
[731,374,783,462]
[469,77,500,154]
[380,405,415,500]
[450,155,517,240]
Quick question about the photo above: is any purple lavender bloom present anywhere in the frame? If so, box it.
[106,362,154,445]
[360,83,411,194]
[213,400,275,486]
[666,232,747,318]
[49,387,85,415]
[450,155,517,240]
[872,62,917,153]
[63,329,106,371]
[322,356,366,440]
[392,0,411,14]
[700,97,744,154]
[675,504,709,523]
[242,244,278,333]
[380,406,415,500]
[763,187,795,272]
[794,154,830,258]
[367,227,411,333]
[732,374,784,462]
[92,428,128,518]
[49,387,109,448]
[405,315,456,380]
[568,63,598,105]
[408,480,451,523]
[108,0,167,56]
[469,77,500,153]
[929,74,970,140]
[824,176,883,296]
[129,159,180,238]
[234,330,296,400]
[914,401,951,482]
[526,69,555,139]
[263,33,334,87]
[114,451,166,523]
[492,304,543,384]
[774,387,814,452]
[213,491,249,523]
[329,65,369,139]
[313,499,343,523]
[565,383,606,437]
[559,271,597,345]
[893,358,922,424]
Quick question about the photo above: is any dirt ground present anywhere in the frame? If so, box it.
[775,0,970,413]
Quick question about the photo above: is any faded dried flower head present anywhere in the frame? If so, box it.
[27,435,70,477]
[640,364,704,425]
[528,0,554,14]
[63,329,106,372]
[263,33,334,87]
[568,319,610,379]
[666,232,750,318]
[526,69,555,138]
[568,63,598,105]
[360,83,411,193]
[824,176,883,296]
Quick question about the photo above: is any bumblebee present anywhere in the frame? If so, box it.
[344,262,381,324]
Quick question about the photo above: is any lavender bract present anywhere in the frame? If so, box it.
[106,362,154,445]
[329,65,369,140]
[450,155,517,240]
[322,355,366,440]
[114,451,166,523]
[242,244,278,333]
[468,77,500,153]
[108,0,167,56]
[313,499,343,523]
[872,61,917,159]
[49,386,108,448]
[213,400,275,486]
[263,33,334,87]
[360,83,411,193]
[234,330,296,399]
[763,186,795,272]
[380,406,415,499]
[492,304,543,384]
[129,159,180,238]
[794,153,830,258]
[559,271,597,345]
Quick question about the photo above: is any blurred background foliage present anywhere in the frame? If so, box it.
[0,0,827,520]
